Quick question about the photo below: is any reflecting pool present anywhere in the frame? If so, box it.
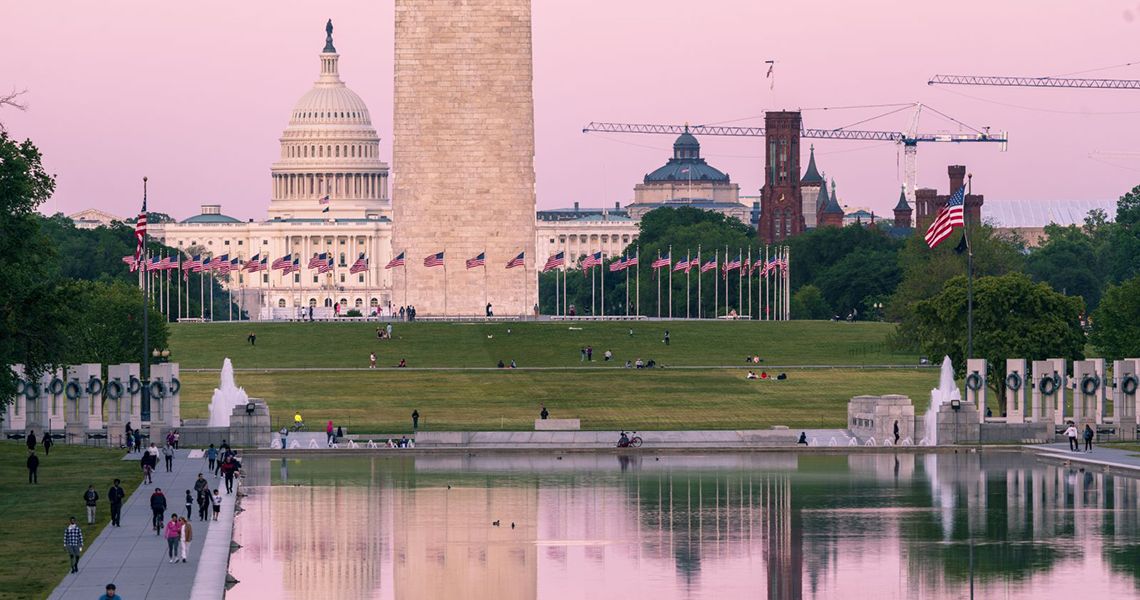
[227,451,1140,599]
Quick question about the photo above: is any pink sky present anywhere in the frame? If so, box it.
[4,1,1140,221]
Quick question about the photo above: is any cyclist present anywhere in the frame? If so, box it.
[293,412,304,431]
[617,431,629,448]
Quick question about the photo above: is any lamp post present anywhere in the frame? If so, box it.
[950,398,961,444]
[872,302,884,322]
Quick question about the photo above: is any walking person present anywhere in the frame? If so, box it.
[26,430,37,452]
[163,443,175,472]
[102,583,122,600]
[64,516,84,573]
[1064,422,1079,452]
[1083,424,1095,452]
[178,516,193,563]
[586,346,593,361]
[196,487,210,521]
[27,451,39,484]
[184,489,194,521]
[206,444,219,474]
[386,322,393,339]
[83,484,99,524]
[124,424,133,451]
[133,430,142,453]
[411,409,420,431]
[212,489,222,521]
[150,488,167,534]
[141,447,155,484]
[326,420,335,446]
[42,432,52,455]
[663,330,670,345]
[369,351,377,368]
[164,514,182,563]
[220,457,237,494]
[108,479,125,527]
[893,421,900,445]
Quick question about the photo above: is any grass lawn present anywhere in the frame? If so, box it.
[169,320,914,369]
[178,367,939,433]
[0,443,141,600]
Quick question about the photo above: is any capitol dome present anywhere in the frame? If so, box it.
[268,20,390,221]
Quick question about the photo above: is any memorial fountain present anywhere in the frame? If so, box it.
[208,358,249,428]
[923,356,962,446]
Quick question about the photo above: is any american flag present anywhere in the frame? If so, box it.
[385,251,406,269]
[272,254,292,270]
[122,255,136,269]
[700,258,716,273]
[581,251,602,269]
[349,254,368,274]
[625,254,639,267]
[307,253,326,269]
[673,255,690,272]
[318,195,330,205]
[288,258,301,274]
[194,256,211,273]
[213,254,230,273]
[506,252,525,269]
[132,193,147,271]
[724,255,742,271]
[230,256,242,272]
[609,257,626,272]
[542,251,565,272]
[148,256,162,272]
[925,186,966,249]
[651,254,671,269]
[183,255,201,271]
[690,256,700,270]
[318,255,334,273]
[424,252,444,268]
[466,252,486,269]
[244,254,261,271]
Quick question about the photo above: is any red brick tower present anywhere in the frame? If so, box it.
[915,165,984,231]
[759,111,805,243]
[892,187,912,228]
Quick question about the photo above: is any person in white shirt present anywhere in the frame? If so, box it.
[1064,423,1079,452]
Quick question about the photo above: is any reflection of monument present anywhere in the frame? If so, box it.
[392,0,537,315]
[393,485,538,599]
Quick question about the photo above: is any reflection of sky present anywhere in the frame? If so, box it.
[226,453,1140,600]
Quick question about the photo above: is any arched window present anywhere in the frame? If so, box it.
[339,298,348,306]
[354,298,363,307]
[370,298,379,307]
[350,146,355,158]
[335,146,340,157]
[278,299,286,308]
[324,298,332,307]
[309,298,317,307]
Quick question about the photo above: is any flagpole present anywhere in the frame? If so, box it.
[714,248,719,319]
[667,245,673,320]
[635,246,640,318]
[656,249,661,319]
[140,177,150,423]
[443,252,448,317]
[966,175,974,360]
[696,245,702,319]
[600,252,605,319]
[764,245,770,321]
[209,265,214,321]
[724,244,729,316]
[176,256,181,322]
[199,268,204,320]
[483,261,487,318]
[625,257,630,316]
[747,247,752,320]
[590,258,596,317]
[737,248,742,319]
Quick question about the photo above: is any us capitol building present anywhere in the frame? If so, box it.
[72,23,755,317]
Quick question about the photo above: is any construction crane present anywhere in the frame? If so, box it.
[584,104,1007,206]
[929,74,1140,89]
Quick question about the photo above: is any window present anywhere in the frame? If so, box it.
[358,275,364,283]
[370,298,379,307]
[324,298,332,307]
[355,298,363,307]
[309,298,317,307]
[294,274,300,283]
[262,240,268,245]
[262,274,269,283]
[313,276,318,283]
[340,274,345,283]
[339,298,347,306]
[208,241,213,246]
[237,240,243,246]
[278,299,286,308]
[224,240,230,245]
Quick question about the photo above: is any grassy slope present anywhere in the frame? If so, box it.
[168,320,912,369]
[0,443,141,600]
[178,368,938,433]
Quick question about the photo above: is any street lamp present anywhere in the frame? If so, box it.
[872,302,884,321]
[151,349,171,363]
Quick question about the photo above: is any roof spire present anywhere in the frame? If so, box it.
[894,186,911,211]
[800,144,823,185]
[324,19,336,53]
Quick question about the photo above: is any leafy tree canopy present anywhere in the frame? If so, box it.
[1089,276,1140,360]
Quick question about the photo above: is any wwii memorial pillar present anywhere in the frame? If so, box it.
[392,0,537,316]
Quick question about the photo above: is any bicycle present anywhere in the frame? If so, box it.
[617,431,643,448]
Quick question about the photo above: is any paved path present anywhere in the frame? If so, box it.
[1032,442,1140,472]
[48,449,237,600]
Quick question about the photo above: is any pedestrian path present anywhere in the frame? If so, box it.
[48,449,237,600]
[1032,443,1140,473]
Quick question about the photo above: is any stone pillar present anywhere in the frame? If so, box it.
[106,364,141,447]
[1006,359,1026,423]
[4,365,28,432]
[1114,360,1138,441]
[966,358,987,422]
[150,363,182,428]
[1094,358,1107,423]
[1051,358,1068,425]
[42,369,65,431]
[1031,360,1057,424]
[64,364,99,443]
[17,366,49,434]
[1072,360,1099,425]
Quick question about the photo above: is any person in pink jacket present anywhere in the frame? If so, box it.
[164,514,182,563]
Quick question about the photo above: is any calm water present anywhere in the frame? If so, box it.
[227,452,1140,599]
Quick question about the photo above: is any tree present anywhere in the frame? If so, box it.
[1024,224,1104,311]
[790,285,831,320]
[61,281,168,366]
[0,131,66,411]
[1090,276,1140,359]
[911,273,1085,413]
[815,249,900,317]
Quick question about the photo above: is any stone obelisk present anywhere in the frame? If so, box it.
[392,0,537,316]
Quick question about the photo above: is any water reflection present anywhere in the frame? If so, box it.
[229,452,1140,599]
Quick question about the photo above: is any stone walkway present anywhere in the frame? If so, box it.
[48,449,237,600]
[1032,442,1140,473]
